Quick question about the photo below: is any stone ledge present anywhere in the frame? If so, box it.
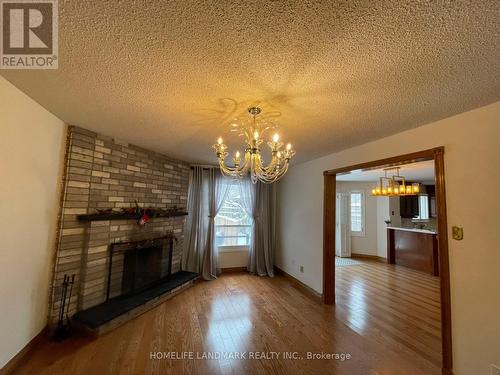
[73,271,198,336]
[77,211,188,222]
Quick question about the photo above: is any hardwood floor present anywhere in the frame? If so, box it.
[12,260,441,375]
[336,259,442,371]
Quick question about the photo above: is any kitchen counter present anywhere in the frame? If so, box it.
[387,227,439,276]
[387,227,437,234]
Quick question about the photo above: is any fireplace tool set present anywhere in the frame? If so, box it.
[53,273,75,341]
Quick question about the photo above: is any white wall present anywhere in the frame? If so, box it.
[276,101,500,374]
[219,249,248,268]
[389,196,402,227]
[336,181,378,256]
[0,77,66,368]
[376,196,390,258]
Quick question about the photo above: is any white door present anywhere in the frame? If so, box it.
[335,193,352,258]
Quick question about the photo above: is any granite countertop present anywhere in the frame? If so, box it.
[387,227,437,234]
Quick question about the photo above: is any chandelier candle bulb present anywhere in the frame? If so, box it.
[217,137,223,145]
[234,151,241,165]
[273,133,280,143]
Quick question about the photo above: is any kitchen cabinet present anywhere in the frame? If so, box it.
[426,185,437,218]
[387,227,439,276]
[400,195,419,218]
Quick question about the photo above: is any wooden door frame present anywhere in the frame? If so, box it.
[323,147,453,374]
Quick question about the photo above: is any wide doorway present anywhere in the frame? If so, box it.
[323,148,452,374]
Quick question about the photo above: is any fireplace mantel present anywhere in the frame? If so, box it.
[77,211,188,222]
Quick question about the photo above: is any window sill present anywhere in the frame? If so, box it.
[217,245,249,253]
[350,232,365,237]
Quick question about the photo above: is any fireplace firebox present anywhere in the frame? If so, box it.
[106,235,174,300]
[122,245,162,294]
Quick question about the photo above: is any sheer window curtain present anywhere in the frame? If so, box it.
[240,180,276,277]
[201,169,231,280]
[239,178,256,272]
[183,167,231,280]
[184,169,276,279]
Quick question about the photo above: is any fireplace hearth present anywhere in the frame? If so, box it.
[73,270,198,333]
[73,234,198,334]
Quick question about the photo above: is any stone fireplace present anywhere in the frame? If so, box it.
[50,126,190,323]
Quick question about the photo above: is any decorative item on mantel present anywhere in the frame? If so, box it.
[77,202,188,225]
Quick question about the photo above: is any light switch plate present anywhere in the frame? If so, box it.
[452,226,463,240]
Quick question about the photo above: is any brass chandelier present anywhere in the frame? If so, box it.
[212,107,296,184]
[371,167,420,196]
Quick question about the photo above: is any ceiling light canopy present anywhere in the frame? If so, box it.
[213,107,295,184]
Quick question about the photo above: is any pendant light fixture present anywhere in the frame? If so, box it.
[371,167,420,196]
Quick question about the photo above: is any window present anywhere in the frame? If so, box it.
[215,181,252,249]
[350,191,365,236]
[417,194,429,220]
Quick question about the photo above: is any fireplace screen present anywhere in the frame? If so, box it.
[106,236,174,300]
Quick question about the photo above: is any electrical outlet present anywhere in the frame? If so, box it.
[299,265,304,273]
[491,364,500,375]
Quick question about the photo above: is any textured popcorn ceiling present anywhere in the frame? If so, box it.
[2,1,499,164]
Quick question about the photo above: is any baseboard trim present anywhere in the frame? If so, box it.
[0,326,48,375]
[274,266,323,302]
[351,253,387,263]
[220,267,247,273]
